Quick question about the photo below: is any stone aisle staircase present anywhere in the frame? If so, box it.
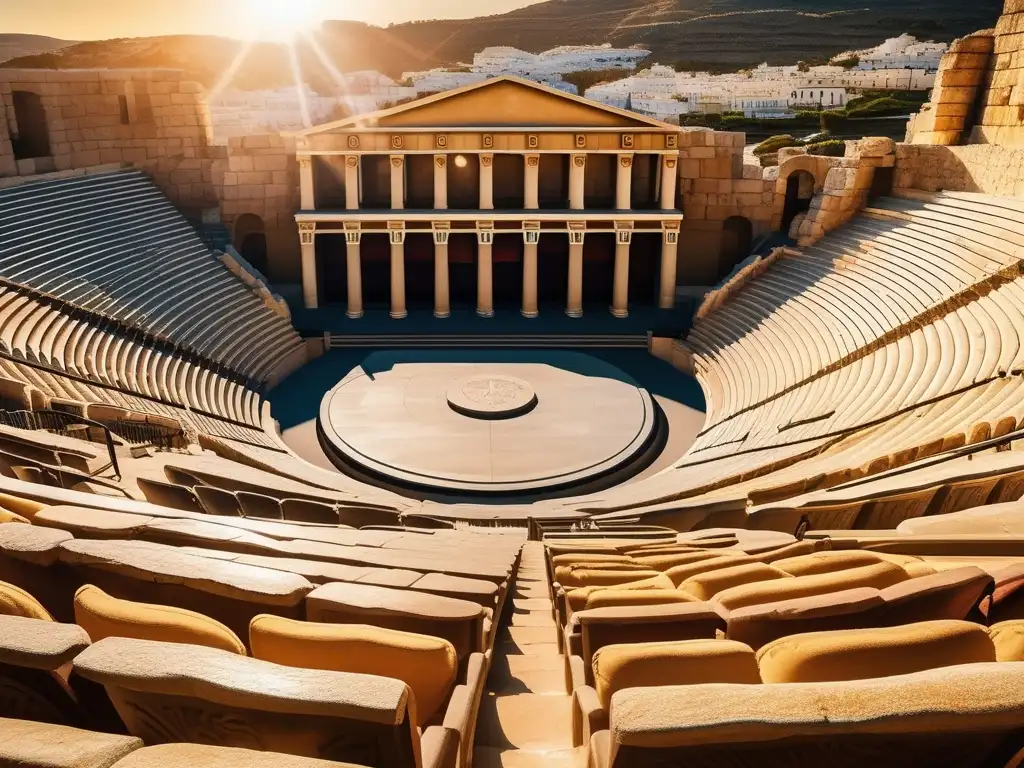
[475,541,585,767]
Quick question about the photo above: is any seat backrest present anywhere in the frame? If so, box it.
[756,620,996,684]
[567,574,675,612]
[555,567,661,589]
[663,555,758,587]
[73,637,422,767]
[584,589,697,611]
[0,578,53,620]
[726,588,885,651]
[592,639,759,709]
[988,562,1024,624]
[194,486,243,517]
[877,566,994,625]
[679,563,790,601]
[629,550,734,571]
[987,620,1024,662]
[250,615,457,726]
[0,716,142,768]
[305,582,484,662]
[713,561,909,612]
[74,584,246,655]
[605,664,1024,767]
[773,550,886,577]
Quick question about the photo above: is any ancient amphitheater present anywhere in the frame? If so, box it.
[0,4,1023,767]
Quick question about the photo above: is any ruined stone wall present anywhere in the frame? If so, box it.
[215,133,302,283]
[895,142,1024,198]
[974,0,1024,145]
[0,68,217,212]
[677,129,776,285]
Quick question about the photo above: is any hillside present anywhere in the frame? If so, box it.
[1,0,1003,89]
[0,34,72,63]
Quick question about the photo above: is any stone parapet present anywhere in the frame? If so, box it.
[894,142,1024,198]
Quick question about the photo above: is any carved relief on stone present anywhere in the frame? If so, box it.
[435,156,447,168]
[299,222,316,245]
[575,134,587,149]
[347,135,360,149]
[346,156,358,168]
[665,157,677,169]
[391,135,403,150]
[436,134,448,149]
[622,134,635,149]
[482,134,494,149]
[527,134,539,149]
[391,156,404,168]
[620,156,633,168]
[666,134,678,149]
[526,156,539,168]
[573,155,586,168]
[0,676,70,724]
[298,157,312,170]
[124,699,263,751]
[480,155,493,168]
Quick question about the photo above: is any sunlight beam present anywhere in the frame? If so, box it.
[206,40,254,105]
[287,41,313,128]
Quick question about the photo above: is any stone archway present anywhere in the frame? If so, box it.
[781,170,816,234]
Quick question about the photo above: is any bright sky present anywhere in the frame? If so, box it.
[2,0,542,41]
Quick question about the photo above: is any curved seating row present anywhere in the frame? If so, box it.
[0,170,303,384]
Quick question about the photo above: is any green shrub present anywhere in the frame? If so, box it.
[805,139,847,157]
[754,134,803,156]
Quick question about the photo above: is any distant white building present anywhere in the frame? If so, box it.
[834,34,946,72]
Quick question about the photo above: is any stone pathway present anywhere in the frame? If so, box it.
[474,541,586,767]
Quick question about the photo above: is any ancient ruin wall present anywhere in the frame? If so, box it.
[895,142,1024,198]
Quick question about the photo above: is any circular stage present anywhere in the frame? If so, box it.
[318,359,658,495]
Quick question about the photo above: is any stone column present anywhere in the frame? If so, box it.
[612,226,632,318]
[566,227,585,318]
[569,154,586,210]
[660,155,678,211]
[389,226,407,319]
[390,155,405,210]
[659,227,680,310]
[434,154,448,210]
[476,225,494,318]
[433,226,450,319]
[616,154,633,210]
[479,154,494,210]
[344,231,363,319]
[524,154,540,210]
[299,223,318,309]
[299,156,315,210]
[344,156,359,210]
[521,228,539,318]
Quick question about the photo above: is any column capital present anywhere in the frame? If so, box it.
[618,153,634,168]
[568,220,586,245]
[525,154,540,168]
[432,221,451,245]
[298,155,312,170]
[298,221,316,245]
[345,155,359,168]
[390,154,405,168]
[615,221,634,244]
[571,153,587,168]
[434,154,447,168]
[477,221,495,245]
[662,220,681,244]
[480,153,493,167]
[387,221,406,244]
[343,221,362,244]
[523,221,541,244]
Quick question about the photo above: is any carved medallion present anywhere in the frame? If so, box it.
[436,134,448,149]
[574,155,586,168]
[527,134,539,149]
[435,156,446,168]
[347,135,360,149]
[346,156,358,168]
[526,156,539,168]
[391,156,404,168]
[666,158,677,169]
[447,375,538,419]
[620,156,633,168]
[298,157,312,170]
[622,134,635,149]
[481,155,493,168]
[391,135,403,150]
[482,134,494,149]
[575,134,587,149]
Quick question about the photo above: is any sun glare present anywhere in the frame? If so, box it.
[245,0,325,42]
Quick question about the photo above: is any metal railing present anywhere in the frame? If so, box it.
[0,409,121,479]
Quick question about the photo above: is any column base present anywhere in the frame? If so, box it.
[521,309,539,319]
[610,307,629,318]
[565,308,584,319]
[434,310,451,319]
[390,310,408,319]
[346,310,364,319]
[658,300,676,310]
[476,309,495,318]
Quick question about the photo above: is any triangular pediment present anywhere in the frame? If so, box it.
[297,76,672,135]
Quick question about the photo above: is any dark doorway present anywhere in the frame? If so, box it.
[233,214,269,276]
[361,234,391,309]
[319,235,347,305]
[449,233,478,309]
[869,166,895,201]
[719,216,753,280]
[11,91,51,161]
[584,154,616,209]
[539,155,569,209]
[782,170,815,233]
[493,154,525,210]
[405,155,434,209]
[629,233,661,305]
[538,234,569,307]
[631,154,659,210]
[447,154,480,210]
[582,233,615,307]
[493,234,523,309]
[313,156,347,209]
[360,156,391,209]
[405,233,434,310]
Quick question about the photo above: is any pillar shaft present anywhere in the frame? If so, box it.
[524,155,540,210]
[479,155,494,210]
[660,156,678,211]
[300,240,318,309]
[434,242,450,318]
[345,241,363,319]
[434,155,448,210]
[522,240,539,318]
[659,238,679,309]
[477,241,494,318]
[569,154,586,210]
[390,155,404,210]
[299,157,314,210]
[390,240,407,319]
[616,155,633,210]
[345,156,359,210]
[612,240,630,318]
[567,241,584,318]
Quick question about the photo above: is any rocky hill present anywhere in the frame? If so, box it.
[0,34,72,63]
[1,0,1003,89]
